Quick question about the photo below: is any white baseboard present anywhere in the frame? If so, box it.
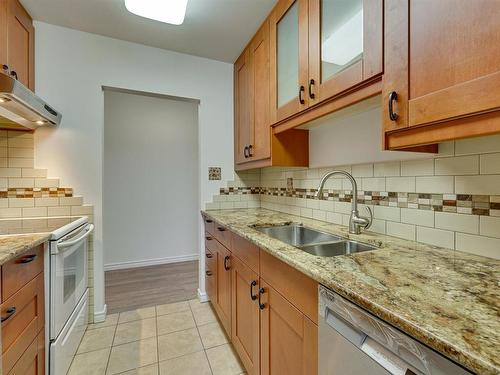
[197,288,209,303]
[104,254,199,271]
[94,304,107,323]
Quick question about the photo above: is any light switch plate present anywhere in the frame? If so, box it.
[209,167,221,180]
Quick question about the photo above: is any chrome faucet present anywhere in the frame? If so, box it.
[315,170,373,234]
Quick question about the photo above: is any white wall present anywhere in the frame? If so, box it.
[308,96,433,168]
[33,22,234,316]
[103,90,199,269]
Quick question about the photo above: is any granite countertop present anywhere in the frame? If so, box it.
[202,208,500,375]
[0,216,83,265]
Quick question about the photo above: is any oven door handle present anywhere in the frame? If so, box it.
[58,224,94,249]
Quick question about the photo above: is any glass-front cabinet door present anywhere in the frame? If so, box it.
[270,0,309,123]
[308,0,382,105]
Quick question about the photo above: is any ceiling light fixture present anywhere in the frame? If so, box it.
[124,0,188,25]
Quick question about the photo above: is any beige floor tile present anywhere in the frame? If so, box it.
[107,337,158,374]
[206,344,244,375]
[158,328,203,361]
[68,348,110,375]
[159,351,212,375]
[88,314,119,330]
[77,326,115,354]
[118,363,159,375]
[156,301,190,316]
[114,317,157,346]
[157,310,196,336]
[191,302,218,326]
[188,298,203,310]
[198,322,229,349]
[119,306,156,324]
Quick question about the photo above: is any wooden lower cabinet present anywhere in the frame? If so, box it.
[7,330,44,375]
[213,243,232,336]
[231,257,260,375]
[259,279,318,375]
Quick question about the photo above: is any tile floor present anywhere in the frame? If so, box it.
[68,299,246,375]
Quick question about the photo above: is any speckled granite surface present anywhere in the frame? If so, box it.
[0,233,51,265]
[202,208,500,375]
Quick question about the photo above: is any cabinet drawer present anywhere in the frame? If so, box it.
[205,232,218,254]
[213,223,231,249]
[203,216,215,236]
[260,250,318,324]
[7,330,44,375]
[2,273,44,374]
[232,233,259,273]
[2,244,44,301]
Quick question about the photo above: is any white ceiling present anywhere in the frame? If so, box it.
[21,0,277,63]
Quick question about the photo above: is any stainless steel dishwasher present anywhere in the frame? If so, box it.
[319,286,473,375]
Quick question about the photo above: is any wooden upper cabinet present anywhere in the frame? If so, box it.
[270,0,309,123]
[234,50,251,165]
[308,0,382,106]
[249,20,271,162]
[383,0,500,149]
[0,0,34,91]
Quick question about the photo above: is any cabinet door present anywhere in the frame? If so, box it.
[260,280,317,375]
[234,50,252,164]
[248,20,271,162]
[270,0,309,123]
[308,0,382,105]
[214,244,232,336]
[7,331,44,375]
[7,0,34,90]
[231,257,260,375]
[383,0,500,133]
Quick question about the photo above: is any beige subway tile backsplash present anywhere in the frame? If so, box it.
[386,221,415,241]
[374,161,400,177]
[401,159,434,176]
[8,158,34,168]
[455,233,500,259]
[416,227,455,249]
[386,177,415,192]
[479,153,500,175]
[374,206,400,221]
[479,216,500,239]
[416,176,454,194]
[401,208,434,227]
[435,212,479,234]
[455,175,500,195]
[434,155,479,175]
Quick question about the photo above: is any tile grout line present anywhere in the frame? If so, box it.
[104,316,120,375]
[191,300,215,375]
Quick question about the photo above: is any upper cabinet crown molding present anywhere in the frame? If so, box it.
[0,0,35,91]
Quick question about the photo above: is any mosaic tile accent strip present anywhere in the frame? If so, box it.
[218,186,500,217]
[0,187,73,198]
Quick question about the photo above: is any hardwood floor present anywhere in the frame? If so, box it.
[105,261,199,314]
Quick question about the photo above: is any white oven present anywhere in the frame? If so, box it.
[49,217,93,375]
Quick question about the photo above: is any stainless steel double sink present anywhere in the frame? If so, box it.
[253,224,377,257]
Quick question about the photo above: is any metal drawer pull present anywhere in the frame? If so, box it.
[206,270,213,276]
[1,307,16,322]
[18,254,37,264]
[205,219,213,223]
[308,79,315,99]
[388,91,398,121]
[217,226,226,232]
[299,85,305,104]
[224,255,230,271]
[205,236,213,240]
[250,280,257,300]
[248,145,253,157]
[206,253,213,258]
[259,287,266,310]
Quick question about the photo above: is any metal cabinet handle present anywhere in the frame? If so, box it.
[244,146,249,158]
[205,219,213,223]
[248,145,253,157]
[250,280,257,300]
[259,287,266,310]
[224,255,230,271]
[205,236,213,241]
[217,226,226,232]
[299,85,305,104]
[1,307,16,322]
[206,270,213,276]
[18,254,36,264]
[308,79,315,99]
[2,64,9,73]
[388,91,398,121]
[10,71,17,80]
[205,253,213,258]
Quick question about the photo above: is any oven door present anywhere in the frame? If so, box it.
[50,223,93,338]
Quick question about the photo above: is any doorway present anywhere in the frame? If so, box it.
[103,88,199,313]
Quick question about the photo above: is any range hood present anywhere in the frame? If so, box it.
[0,72,61,130]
